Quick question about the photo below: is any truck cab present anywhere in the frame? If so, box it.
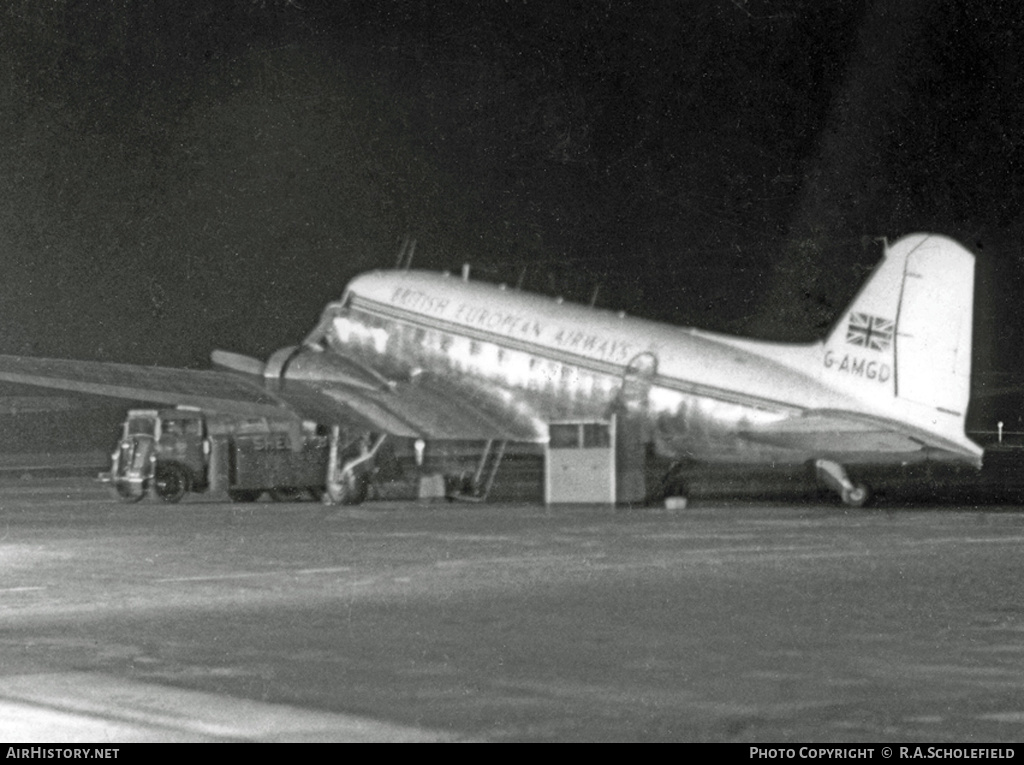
[101,408,209,502]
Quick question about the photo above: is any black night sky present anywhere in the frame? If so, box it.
[2,1,1024,426]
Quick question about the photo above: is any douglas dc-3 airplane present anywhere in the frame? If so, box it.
[0,232,980,506]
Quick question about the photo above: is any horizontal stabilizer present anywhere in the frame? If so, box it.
[741,410,981,465]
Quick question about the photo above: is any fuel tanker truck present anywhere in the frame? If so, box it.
[99,407,380,504]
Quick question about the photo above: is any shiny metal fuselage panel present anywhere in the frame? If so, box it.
[317,271,922,465]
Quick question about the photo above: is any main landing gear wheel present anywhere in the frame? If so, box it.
[153,464,188,504]
[323,429,385,506]
[325,468,369,506]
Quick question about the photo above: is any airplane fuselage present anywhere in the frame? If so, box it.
[311,269,956,467]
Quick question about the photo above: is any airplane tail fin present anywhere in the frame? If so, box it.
[822,234,975,422]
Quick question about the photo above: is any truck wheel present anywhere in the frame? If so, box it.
[228,489,262,502]
[153,464,188,504]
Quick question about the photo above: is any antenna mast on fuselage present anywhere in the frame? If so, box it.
[394,236,417,270]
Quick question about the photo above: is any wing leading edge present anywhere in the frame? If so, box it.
[0,354,544,442]
[0,354,315,420]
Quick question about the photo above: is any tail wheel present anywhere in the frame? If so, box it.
[841,483,871,508]
[153,464,188,504]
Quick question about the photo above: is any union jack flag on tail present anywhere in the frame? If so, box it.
[846,313,893,352]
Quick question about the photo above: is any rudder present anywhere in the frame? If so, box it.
[891,234,974,416]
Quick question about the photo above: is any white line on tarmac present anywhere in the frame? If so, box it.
[901,536,1024,546]
[0,672,456,742]
[156,566,353,583]
[978,711,1024,723]
[435,554,580,568]
[156,572,287,583]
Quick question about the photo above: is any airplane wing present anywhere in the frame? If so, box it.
[0,354,543,442]
[315,375,544,441]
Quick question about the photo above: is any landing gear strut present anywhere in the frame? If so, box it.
[324,427,386,506]
[447,439,506,502]
[814,459,871,507]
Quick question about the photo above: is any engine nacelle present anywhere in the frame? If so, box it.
[212,346,390,392]
[272,346,390,391]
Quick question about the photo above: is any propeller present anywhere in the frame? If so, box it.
[210,349,265,376]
